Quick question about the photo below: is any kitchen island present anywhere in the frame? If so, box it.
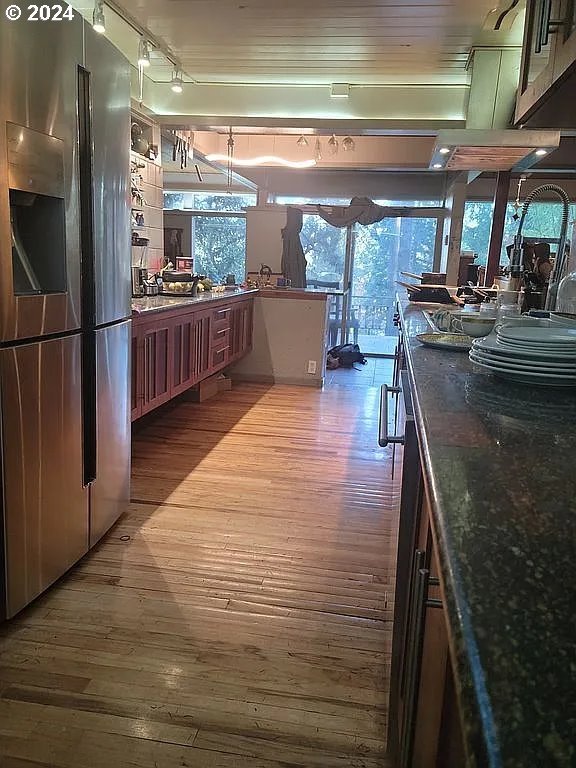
[230,287,335,387]
[392,301,576,767]
[131,289,257,420]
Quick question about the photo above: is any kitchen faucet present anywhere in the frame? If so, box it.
[509,183,570,311]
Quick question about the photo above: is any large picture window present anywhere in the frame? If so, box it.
[163,192,257,282]
[462,201,576,266]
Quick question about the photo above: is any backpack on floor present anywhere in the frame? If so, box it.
[327,343,367,368]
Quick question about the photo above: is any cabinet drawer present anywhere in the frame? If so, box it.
[212,323,230,343]
[212,306,232,323]
[212,344,230,369]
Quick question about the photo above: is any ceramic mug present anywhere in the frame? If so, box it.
[453,315,495,338]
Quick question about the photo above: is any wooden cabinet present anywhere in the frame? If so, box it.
[229,300,253,361]
[131,327,141,421]
[190,310,212,383]
[131,317,172,420]
[171,310,211,396]
[388,369,465,768]
[140,321,171,417]
[131,295,254,421]
[516,0,576,124]
[210,305,232,372]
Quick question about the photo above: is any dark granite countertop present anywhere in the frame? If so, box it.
[400,301,576,768]
[131,288,258,316]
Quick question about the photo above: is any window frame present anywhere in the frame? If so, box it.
[462,198,576,266]
[163,208,248,281]
[163,190,257,212]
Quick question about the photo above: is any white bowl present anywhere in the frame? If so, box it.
[456,315,496,338]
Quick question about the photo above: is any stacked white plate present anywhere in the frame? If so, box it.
[469,325,576,387]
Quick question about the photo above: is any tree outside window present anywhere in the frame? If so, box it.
[462,201,576,267]
[163,192,256,281]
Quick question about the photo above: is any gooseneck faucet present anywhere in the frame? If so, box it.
[510,184,570,311]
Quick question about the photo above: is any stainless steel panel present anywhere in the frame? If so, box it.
[90,320,131,546]
[7,124,65,198]
[0,335,88,619]
[0,15,83,341]
[84,29,131,327]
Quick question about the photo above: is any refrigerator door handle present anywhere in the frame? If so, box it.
[77,66,96,330]
[82,329,97,487]
[78,66,97,487]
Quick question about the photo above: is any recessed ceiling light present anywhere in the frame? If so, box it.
[433,163,443,169]
[439,147,450,155]
[535,148,548,156]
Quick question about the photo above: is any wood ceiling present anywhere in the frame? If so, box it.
[114,0,525,86]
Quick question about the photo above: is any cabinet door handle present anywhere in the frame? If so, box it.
[215,327,229,337]
[400,549,426,699]
[400,562,430,768]
[379,384,404,447]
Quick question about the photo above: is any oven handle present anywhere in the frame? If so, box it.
[379,384,405,447]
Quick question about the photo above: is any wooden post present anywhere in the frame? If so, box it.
[485,171,511,287]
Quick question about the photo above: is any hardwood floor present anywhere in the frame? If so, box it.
[0,368,399,767]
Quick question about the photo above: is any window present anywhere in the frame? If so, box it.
[191,216,246,282]
[275,196,442,207]
[275,196,351,206]
[300,214,347,284]
[462,201,576,266]
[163,191,256,211]
[163,192,257,281]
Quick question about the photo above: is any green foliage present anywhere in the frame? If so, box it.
[462,201,576,267]
[301,215,436,300]
[163,192,255,281]
[192,216,246,282]
[163,192,256,211]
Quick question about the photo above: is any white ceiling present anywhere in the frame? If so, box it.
[71,0,535,182]
[68,0,527,133]
[79,0,526,87]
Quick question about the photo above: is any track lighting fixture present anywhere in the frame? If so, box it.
[137,37,151,68]
[171,70,183,93]
[297,135,309,147]
[328,134,339,155]
[92,0,105,33]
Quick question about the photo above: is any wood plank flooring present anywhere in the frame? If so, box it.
[0,366,399,767]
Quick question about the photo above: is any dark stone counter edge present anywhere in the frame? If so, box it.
[131,288,258,316]
[400,302,500,768]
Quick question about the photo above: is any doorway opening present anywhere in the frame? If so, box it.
[299,208,443,357]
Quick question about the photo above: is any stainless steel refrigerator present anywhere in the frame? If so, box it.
[0,12,132,619]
